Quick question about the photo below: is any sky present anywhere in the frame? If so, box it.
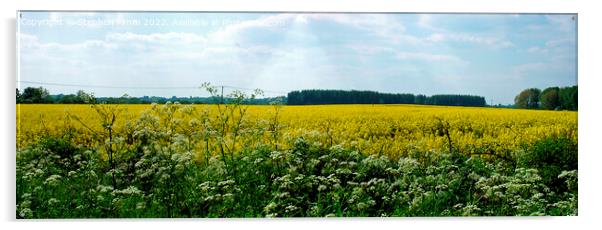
[17,12,577,105]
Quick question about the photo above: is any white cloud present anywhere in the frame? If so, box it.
[546,38,574,48]
[19,32,117,50]
[210,13,418,45]
[417,14,432,28]
[545,15,575,32]
[294,15,309,24]
[426,33,445,42]
[308,14,417,44]
[527,38,575,60]
[208,14,293,42]
[395,51,467,64]
[417,15,514,49]
[17,32,38,44]
[426,33,513,48]
[528,46,549,54]
[307,14,404,31]
[347,43,469,65]
[417,14,442,32]
[106,32,207,44]
[512,62,550,78]
[347,44,394,55]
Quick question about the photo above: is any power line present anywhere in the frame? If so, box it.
[220,84,287,94]
[17,80,288,95]
[17,80,196,89]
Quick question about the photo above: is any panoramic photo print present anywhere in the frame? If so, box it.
[16,12,577,218]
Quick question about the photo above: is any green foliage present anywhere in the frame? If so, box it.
[514,88,541,109]
[17,135,578,217]
[559,86,578,110]
[540,87,560,110]
[288,89,486,106]
[517,136,577,193]
[513,85,577,110]
[16,88,21,102]
[20,87,50,103]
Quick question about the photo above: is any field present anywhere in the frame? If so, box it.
[16,103,578,217]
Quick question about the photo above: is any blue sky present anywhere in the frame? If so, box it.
[17,12,577,104]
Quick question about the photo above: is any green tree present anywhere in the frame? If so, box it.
[58,94,77,104]
[559,86,578,110]
[16,88,21,103]
[21,87,50,103]
[540,87,560,110]
[76,90,95,104]
[514,88,541,109]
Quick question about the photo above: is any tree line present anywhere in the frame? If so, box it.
[25,86,557,109]
[514,86,577,110]
[287,89,486,106]
[16,87,283,105]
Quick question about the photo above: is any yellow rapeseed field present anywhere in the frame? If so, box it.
[16,103,577,159]
[16,103,579,217]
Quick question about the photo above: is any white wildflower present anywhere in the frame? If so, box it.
[47,198,60,206]
[19,208,33,218]
[44,175,62,186]
[318,185,327,192]
[136,202,146,210]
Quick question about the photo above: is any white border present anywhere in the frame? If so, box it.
[2,0,601,230]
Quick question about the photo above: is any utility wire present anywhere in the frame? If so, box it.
[18,80,196,89]
[220,84,287,94]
